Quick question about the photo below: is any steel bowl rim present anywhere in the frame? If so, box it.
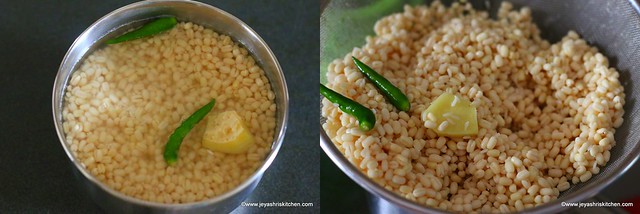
[52,0,289,208]
[319,0,640,213]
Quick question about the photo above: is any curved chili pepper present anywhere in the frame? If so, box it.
[164,99,216,165]
[321,84,375,131]
[352,57,410,112]
[106,17,177,44]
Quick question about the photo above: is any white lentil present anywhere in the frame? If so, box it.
[451,95,460,107]
[438,121,450,132]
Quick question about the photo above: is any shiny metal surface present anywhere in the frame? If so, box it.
[52,0,289,213]
[320,0,640,213]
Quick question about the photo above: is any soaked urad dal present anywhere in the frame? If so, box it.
[322,2,625,213]
[62,22,277,203]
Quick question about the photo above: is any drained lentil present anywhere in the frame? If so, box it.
[62,22,277,203]
[321,1,625,213]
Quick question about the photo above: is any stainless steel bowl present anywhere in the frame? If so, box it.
[52,0,289,213]
[321,0,640,213]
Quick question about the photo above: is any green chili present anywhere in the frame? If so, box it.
[320,84,376,131]
[164,99,216,165]
[106,17,178,44]
[352,57,411,112]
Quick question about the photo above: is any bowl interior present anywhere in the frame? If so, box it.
[53,0,288,210]
[320,0,640,213]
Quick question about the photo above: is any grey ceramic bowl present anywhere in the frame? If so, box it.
[52,0,289,213]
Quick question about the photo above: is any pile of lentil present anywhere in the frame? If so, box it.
[62,22,277,203]
[322,2,625,213]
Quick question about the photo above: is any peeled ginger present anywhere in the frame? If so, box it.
[202,111,255,154]
[421,92,478,137]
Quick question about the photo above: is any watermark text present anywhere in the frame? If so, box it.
[561,201,633,208]
[241,201,314,208]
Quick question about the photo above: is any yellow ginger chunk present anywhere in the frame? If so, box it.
[202,111,255,154]
[421,92,478,137]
